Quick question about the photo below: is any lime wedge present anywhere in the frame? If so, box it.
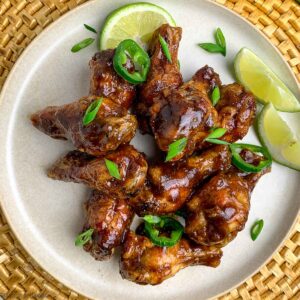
[234,48,300,112]
[100,2,176,50]
[257,103,300,171]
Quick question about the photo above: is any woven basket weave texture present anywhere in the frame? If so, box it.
[0,0,299,299]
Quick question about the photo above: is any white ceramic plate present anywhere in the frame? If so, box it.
[0,0,299,299]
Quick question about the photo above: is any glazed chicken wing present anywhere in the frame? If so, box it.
[31,96,137,156]
[185,150,271,247]
[89,50,136,109]
[120,231,222,285]
[149,66,220,160]
[136,24,183,133]
[129,145,231,215]
[47,145,148,196]
[216,83,256,143]
[82,190,134,260]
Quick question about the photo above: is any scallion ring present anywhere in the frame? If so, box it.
[144,216,183,247]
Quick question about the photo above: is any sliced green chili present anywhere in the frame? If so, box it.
[230,143,272,173]
[251,219,264,241]
[75,228,94,246]
[71,37,95,53]
[104,159,121,180]
[165,137,187,161]
[113,39,150,84]
[82,97,103,126]
[143,215,161,224]
[144,216,183,247]
[159,34,172,63]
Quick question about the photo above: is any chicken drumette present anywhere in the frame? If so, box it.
[149,65,220,160]
[185,150,271,247]
[47,145,148,196]
[136,25,256,160]
[31,49,138,156]
[120,231,222,285]
[89,50,136,109]
[31,96,137,156]
[81,190,134,260]
[216,83,256,143]
[136,24,183,133]
[129,145,231,215]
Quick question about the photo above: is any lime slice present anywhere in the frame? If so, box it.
[257,103,300,171]
[99,2,176,50]
[234,48,300,112]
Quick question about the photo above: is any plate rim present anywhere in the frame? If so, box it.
[0,0,299,299]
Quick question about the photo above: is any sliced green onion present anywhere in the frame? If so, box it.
[205,139,230,145]
[84,24,97,33]
[215,28,226,55]
[251,219,264,241]
[211,86,221,106]
[71,37,95,53]
[75,228,94,246]
[177,60,181,69]
[165,137,187,161]
[104,158,121,180]
[206,127,227,139]
[230,143,272,173]
[143,215,161,224]
[198,28,226,56]
[82,97,103,126]
[198,43,225,55]
[204,128,228,145]
[159,34,172,63]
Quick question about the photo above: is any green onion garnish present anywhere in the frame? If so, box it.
[165,137,187,161]
[84,24,97,34]
[250,219,264,241]
[71,37,95,53]
[206,127,227,139]
[211,86,221,106]
[82,97,103,126]
[204,128,228,145]
[159,34,172,63]
[215,28,226,55]
[205,139,230,145]
[75,228,94,246]
[198,43,224,54]
[198,28,226,56]
[104,159,121,180]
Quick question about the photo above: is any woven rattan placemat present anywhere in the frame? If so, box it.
[0,0,299,299]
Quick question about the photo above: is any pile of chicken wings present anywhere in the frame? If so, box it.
[31,24,270,285]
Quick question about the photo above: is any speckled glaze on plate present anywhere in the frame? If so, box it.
[0,1,299,299]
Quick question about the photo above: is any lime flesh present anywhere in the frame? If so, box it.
[258,103,300,171]
[234,48,300,112]
[100,2,176,50]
